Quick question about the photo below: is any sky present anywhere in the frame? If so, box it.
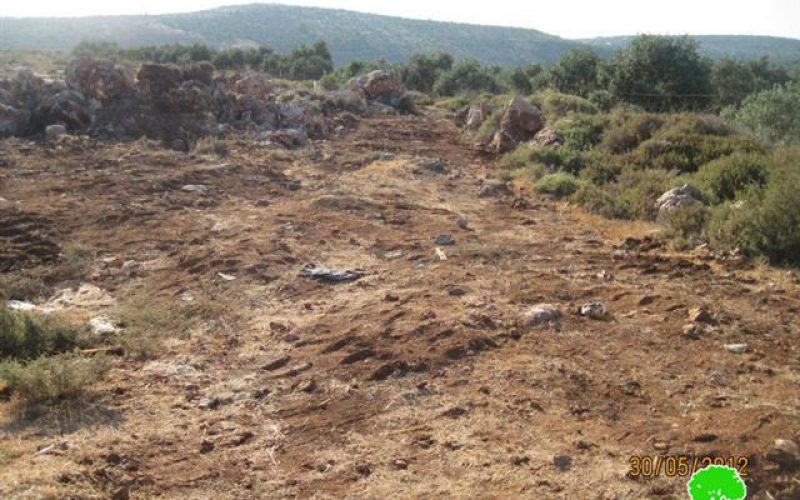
[2,0,799,39]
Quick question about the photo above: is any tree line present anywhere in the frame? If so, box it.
[72,36,798,112]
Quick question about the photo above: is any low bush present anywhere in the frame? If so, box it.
[660,204,709,248]
[694,152,768,202]
[529,90,599,120]
[0,308,78,361]
[0,353,110,405]
[535,172,582,197]
[633,132,763,173]
[707,148,800,263]
[552,114,608,151]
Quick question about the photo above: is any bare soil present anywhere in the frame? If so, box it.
[1,112,798,499]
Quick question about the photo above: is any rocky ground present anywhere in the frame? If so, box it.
[0,110,799,499]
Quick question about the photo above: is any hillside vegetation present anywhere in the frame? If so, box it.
[1,4,800,66]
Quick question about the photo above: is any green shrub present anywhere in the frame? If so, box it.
[579,151,623,184]
[0,309,78,362]
[503,145,586,174]
[0,353,110,405]
[552,114,607,151]
[603,113,664,153]
[433,59,501,96]
[473,111,502,144]
[694,152,768,202]
[588,89,614,111]
[607,168,681,220]
[634,132,763,173]
[535,172,582,197]
[661,204,709,248]
[530,90,599,120]
[707,148,800,263]
[572,183,628,219]
[723,82,800,146]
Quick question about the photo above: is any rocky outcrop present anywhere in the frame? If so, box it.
[531,127,562,147]
[655,184,702,216]
[490,95,544,153]
[66,58,132,104]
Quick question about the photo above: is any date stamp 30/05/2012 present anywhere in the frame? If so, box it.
[628,455,750,479]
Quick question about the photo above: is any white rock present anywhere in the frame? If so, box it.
[89,315,118,335]
[182,184,207,193]
[724,343,748,354]
[580,301,607,319]
[6,300,37,312]
[45,124,67,141]
[524,304,563,327]
[217,272,237,281]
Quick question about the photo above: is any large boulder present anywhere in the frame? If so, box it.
[164,81,214,113]
[233,73,272,100]
[363,71,404,100]
[66,58,132,104]
[45,90,92,131]
[490,95,544,153]
[655,184,702,216]
[0,103,30,137]
[181,62,215,86]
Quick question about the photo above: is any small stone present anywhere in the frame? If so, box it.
[597,270,614,281]
[434,233,455,246]
[688,307,714,324]
[217,272,236,281]
[553,454,572,472]
[384,293,400,302]
[638,295,658,306]
[111,487,130,500]
[766,439,800,470]
[392,458,409,470]
[263,355,291,371]
[45,124,68,141]
[524,304,563,327]
[199,440,214,454]
[198,397,219,410]
[456,217,469,230]
[682,323,701,339]
[579,301,606,319]
[355,463,372,477]
[478,180,511,198]
[295,379,317,393]
[448,288,467,297]
[725,343,748,354]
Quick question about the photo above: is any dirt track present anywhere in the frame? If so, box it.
[1,112,799,499]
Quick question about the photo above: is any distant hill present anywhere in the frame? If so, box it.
[1,3,798,67]
[581,35,800,66]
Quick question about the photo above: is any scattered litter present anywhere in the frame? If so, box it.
[435,247,448,261]
[217,272,237,281]
[299,264,363,283]
[182,184,207,193]
[724,343,748,354]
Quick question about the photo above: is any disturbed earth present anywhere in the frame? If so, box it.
[1,111,799,499]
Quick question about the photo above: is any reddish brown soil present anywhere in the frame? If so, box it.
[1,113,798,499]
